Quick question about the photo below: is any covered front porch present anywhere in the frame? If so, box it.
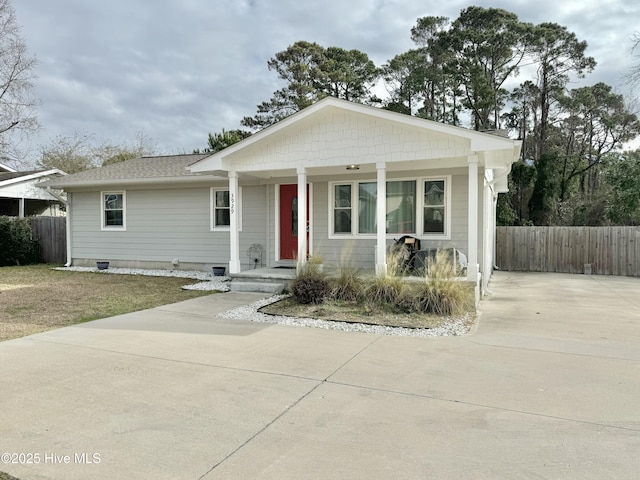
[190,97,520,295]
[209,157,486,287]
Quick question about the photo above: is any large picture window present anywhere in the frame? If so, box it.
[386,180,416,234]
[101,191,126,230]
[329,177,449,238]
[358,182,377,234]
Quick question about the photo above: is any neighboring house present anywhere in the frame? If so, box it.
[43,97,521,293]
[0,163,67,217]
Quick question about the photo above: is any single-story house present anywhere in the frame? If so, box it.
[43,97,521,294]
[0,163,66,217]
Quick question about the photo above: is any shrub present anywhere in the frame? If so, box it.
[291,261,330,304]
[0,216,40,266]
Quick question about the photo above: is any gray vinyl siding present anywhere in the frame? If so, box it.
[309,171,475,270]
[239,185,269,270]
[70,185,267,271]
[69,176,484,272]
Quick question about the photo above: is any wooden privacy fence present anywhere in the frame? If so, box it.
[496,226,640,277]
[30,217,66,264]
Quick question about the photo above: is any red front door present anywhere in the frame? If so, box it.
[279,184,309,260]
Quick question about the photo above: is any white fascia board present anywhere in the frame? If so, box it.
[0,169,65,188]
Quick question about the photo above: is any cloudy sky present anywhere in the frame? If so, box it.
[12,0,640,165]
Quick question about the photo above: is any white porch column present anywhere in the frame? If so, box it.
[228,171,241,274]
[297,167,307,269]
[467,155,479,281]
[375,162,387,276]
[18,198,25,218]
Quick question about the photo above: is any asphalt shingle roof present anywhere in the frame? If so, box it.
[42,154,211,187]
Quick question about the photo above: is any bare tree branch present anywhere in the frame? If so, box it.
[0,0,38,165]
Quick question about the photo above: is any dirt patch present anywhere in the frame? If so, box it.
[0,265,212,342]
[259,297,468,329]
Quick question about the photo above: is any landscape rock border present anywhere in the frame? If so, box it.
[218,294,472,337]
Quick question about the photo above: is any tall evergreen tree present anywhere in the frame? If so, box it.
[440,7,530,130]
[242,41,377,131]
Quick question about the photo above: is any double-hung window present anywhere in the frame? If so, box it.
[101,191,126,230]
[329,176,449,238]
[423,180,446,234]
[211,187,242,230]
[213,190,230,227]
[333,184,352,234]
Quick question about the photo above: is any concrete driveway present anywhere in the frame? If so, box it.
[1,272,639,480]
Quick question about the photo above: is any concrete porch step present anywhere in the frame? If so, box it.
[229,281,286,294]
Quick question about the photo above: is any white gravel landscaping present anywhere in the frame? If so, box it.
[53,266,230,291]
[218,294,472,337]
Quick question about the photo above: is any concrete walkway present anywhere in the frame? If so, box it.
[0,272,639,479]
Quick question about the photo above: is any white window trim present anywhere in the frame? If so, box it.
[100,191,126,231]
[327,175,451,240]
[420,175,451,240]
[210,187,242,231]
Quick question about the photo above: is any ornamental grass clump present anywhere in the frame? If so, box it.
[363,248,407,308]
[291,260,330,305]
[415,249,475,316]
[329,244,364,302]
[330,267,364,302]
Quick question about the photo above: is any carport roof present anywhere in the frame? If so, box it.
[0,169,65,187]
